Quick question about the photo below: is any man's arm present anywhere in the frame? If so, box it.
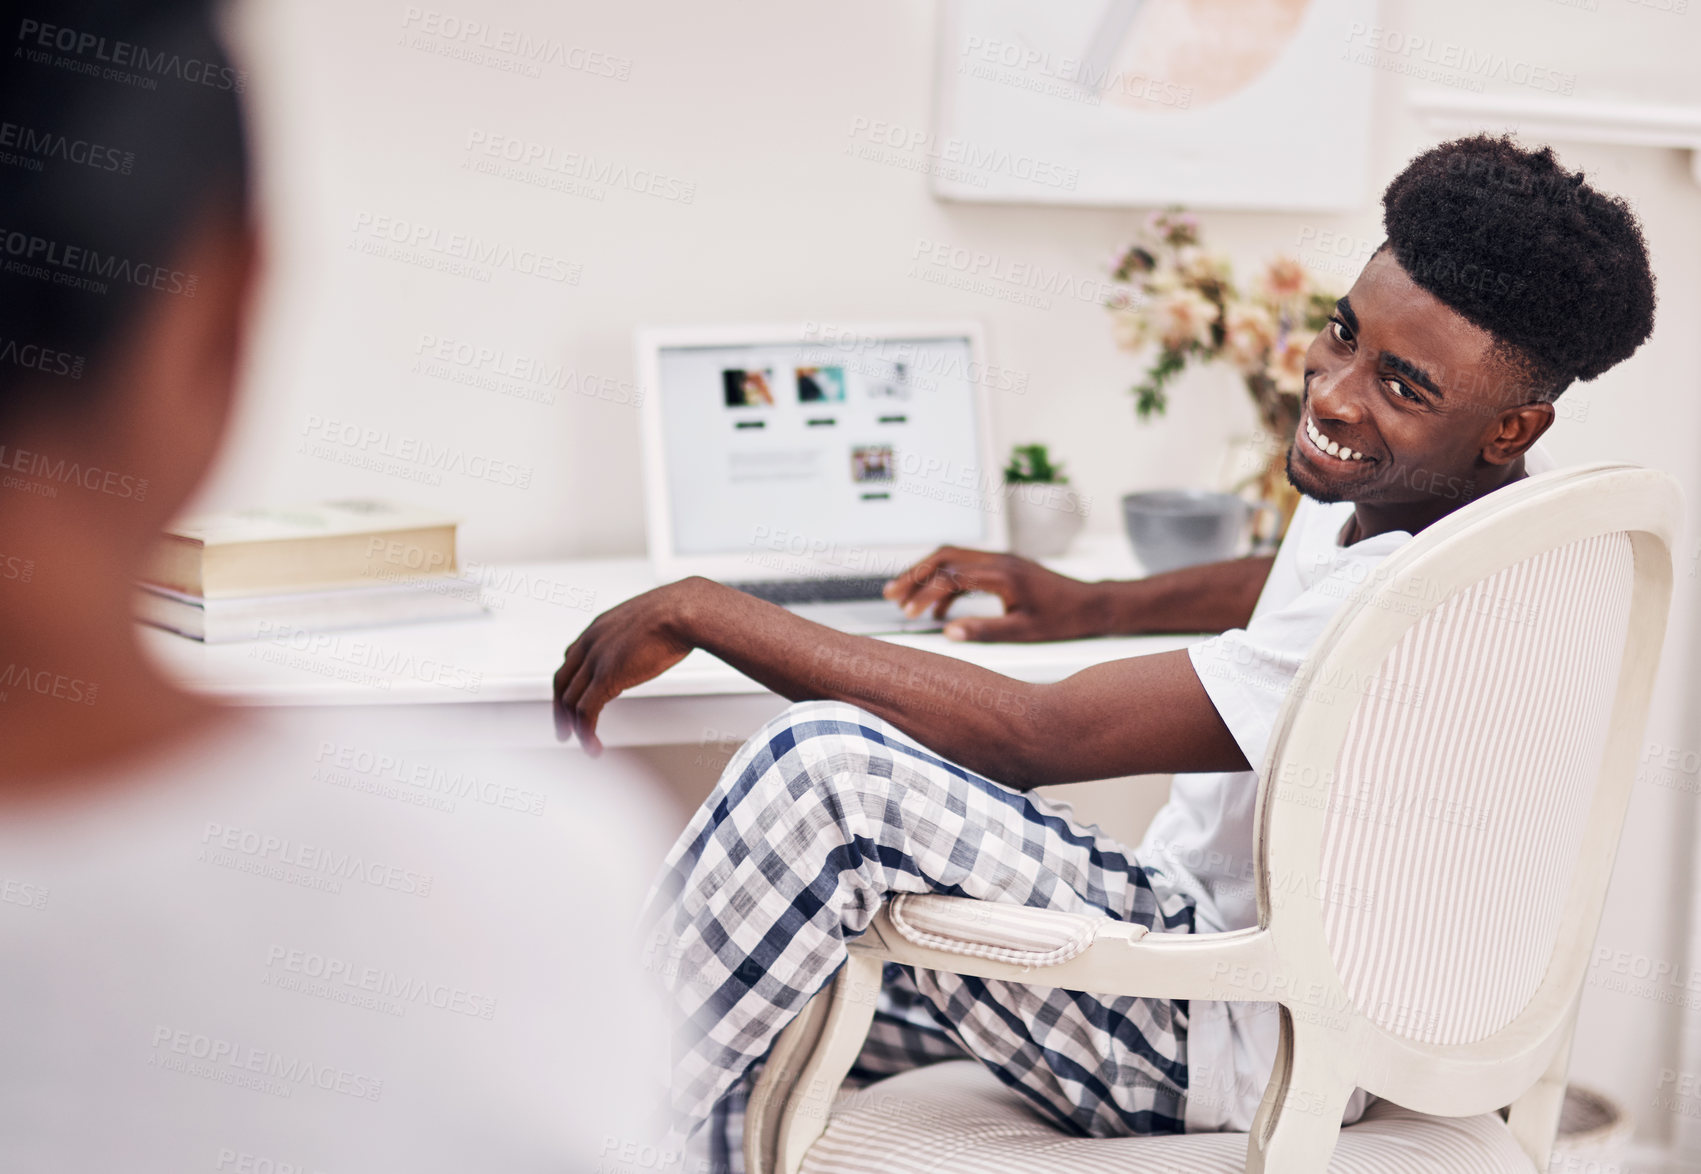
[1088,554,1276,634]
[553,578,1250,789]
[882,548,1275,642]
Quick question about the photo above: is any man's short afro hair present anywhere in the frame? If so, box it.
[1380,133,1655,399]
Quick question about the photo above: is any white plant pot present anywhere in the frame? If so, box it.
[1004,483,1086,560]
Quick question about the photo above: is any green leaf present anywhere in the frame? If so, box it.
[1003,442,1068,484]
[1131,347,1189,419]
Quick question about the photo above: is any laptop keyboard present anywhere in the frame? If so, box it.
[725,575,895,605]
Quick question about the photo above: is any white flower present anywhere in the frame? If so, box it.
[1147,209,1200,245]
[1257,256,1309,304]
[1176,246,1232,286]
[1222,302,1277,376]
[1110,306,1152,351]
[1104,281,1144,313]
[1271,327,1315,393]
[1142,261,1182,296]
[1152,288,1218,352]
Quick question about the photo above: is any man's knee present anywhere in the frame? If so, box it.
[740,700,878,765]
[771,699,873,733]
[715,700,884,807]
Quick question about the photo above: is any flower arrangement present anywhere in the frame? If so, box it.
[1106,208,1339,537]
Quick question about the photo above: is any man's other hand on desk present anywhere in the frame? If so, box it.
[554,580,697,754]
[882,546,1278,643]
[881,547,1106,643]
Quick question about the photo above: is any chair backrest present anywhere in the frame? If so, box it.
[1254,463,1679,1120]
[1320,529,1633,1048]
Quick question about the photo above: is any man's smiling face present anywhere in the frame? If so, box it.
[1286,247,1553,520]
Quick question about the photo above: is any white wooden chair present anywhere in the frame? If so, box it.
[744,463,1681,1174]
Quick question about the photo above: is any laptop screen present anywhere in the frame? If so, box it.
[653,332,998,570]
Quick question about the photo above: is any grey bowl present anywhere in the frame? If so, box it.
[1121,490,1253,575]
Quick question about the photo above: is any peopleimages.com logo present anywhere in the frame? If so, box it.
[13,17,247,92]
[149,1024,381,1101]
[0,227,197,296]
[0,119,134,174]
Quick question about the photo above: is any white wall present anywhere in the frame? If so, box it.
[218,0,1701,1158]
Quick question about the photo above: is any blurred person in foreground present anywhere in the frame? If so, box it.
[0,1,671,1169]
[556,134,1657,1171]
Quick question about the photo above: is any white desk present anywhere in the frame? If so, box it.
[142,536,1201,750]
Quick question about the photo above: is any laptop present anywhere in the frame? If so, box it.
[636,321,1010,634]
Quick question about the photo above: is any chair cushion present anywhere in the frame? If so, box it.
[800,1061,1534,1173]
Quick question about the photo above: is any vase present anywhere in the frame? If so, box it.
[1005,483,1086,559]
[1240,374,1303,548]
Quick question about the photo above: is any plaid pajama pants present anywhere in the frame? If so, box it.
[638,700,1201,1174]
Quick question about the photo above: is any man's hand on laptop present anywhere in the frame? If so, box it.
[886,547,1282,642]
[882,547,1105,642]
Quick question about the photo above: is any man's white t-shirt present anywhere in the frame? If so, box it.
[1136,444,1558,1131]
[0,709,676,1172]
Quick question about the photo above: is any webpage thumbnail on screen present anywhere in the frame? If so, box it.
[658,334,996,570]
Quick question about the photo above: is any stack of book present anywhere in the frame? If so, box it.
[137,500,486,643]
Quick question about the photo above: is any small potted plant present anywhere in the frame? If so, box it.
[1003,443,1086,559]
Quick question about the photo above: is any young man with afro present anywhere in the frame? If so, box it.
[553,134,1658,1170]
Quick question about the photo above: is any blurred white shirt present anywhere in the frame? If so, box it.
[0,707,675,1173]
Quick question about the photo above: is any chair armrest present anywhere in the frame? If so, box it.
[885,892,1111,966]
[750,895,1286,1174]
[854,893,1281,1004]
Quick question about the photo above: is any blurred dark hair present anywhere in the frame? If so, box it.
[1380,133,1655,402]
[0,0,248,420]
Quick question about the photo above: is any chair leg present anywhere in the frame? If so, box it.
[743,985,832,1174]
[1245,1007,1295,1166]
[1243,1011,1355,1174]
[1504,1016,1577,1171]
[744,950,884,1174]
